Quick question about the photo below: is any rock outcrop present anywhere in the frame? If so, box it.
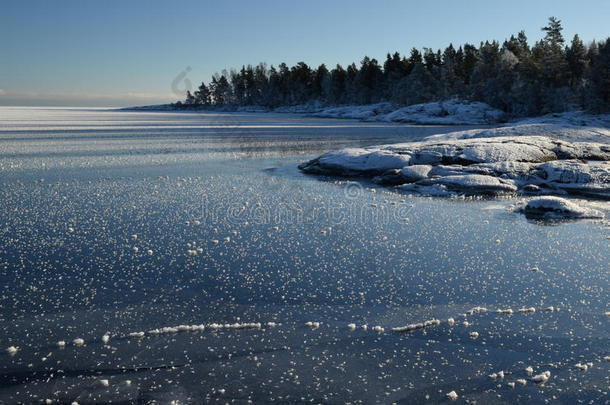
[299,136,610,198]
[518,196,603,219]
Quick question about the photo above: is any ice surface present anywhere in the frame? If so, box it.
[1,108,610,404]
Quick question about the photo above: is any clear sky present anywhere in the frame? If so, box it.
[2,0,609,107]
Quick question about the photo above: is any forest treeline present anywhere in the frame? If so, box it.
[178,18,610,115]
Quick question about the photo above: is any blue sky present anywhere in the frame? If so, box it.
[2,0,609,106]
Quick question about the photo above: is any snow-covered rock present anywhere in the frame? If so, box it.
[305,148,412,176]
[375,100,504,124]
[236,105,269,113]
[313,100,504,124]
[519,196,603,219]
[425,111,610,144]
[273,101,326,114]
[299,136,610,199]
[313,103,396,120]
[431,174,518,193]
[535,160,610,197]
[399,165,433,182]
[120,104,178,111]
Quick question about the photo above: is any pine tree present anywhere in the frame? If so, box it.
[441,44,460,96]
[345,63,359,103]
[209,75,231,105]
[329,65,347,104]
[538,17,569,87]
[423,48,441,71]
[355,57,383,104]
[408,48,423,65]
[313,64,330,100]
[217,75,232,104]
[194,82,210,105]
[393,62,437,105]
[266,66,282,107]
[253,63,270,105]
[230,68,246,105]
[383,52,410,100]
[183,17,608,114]
[517,31,529,54]
[531,17,570,111]
[461,44,479,84]
[566,34,587,87]
[470,41,505,107]
[277,63,291,105]
[290,62,313,104]
[503,31,530,60]
[542,17,565,48]
[185,90,196,105]
[587,38,610,111]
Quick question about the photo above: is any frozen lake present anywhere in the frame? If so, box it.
[0,107,609,404]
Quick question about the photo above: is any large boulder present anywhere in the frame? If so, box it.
[303,148,411,176]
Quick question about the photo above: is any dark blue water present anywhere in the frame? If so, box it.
[0,108,609,404]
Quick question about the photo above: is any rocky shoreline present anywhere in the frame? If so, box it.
[299,136,610,205]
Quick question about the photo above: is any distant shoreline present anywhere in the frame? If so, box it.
[120,99,510,126]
